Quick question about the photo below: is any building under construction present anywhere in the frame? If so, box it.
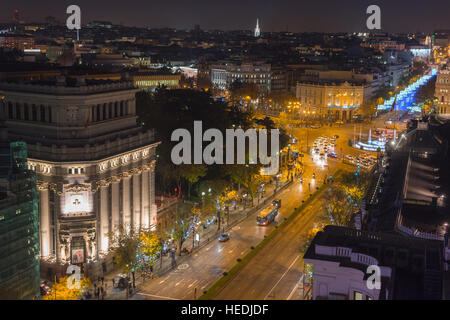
[0,125,40,300]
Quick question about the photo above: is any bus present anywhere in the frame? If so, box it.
[257,205,278,226]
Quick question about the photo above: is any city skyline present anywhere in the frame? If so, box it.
[1,0,450,33]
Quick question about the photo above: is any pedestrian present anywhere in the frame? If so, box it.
[98,276,100,283]
[112,278,115,288]
[97,287,100,300]
[100,287,104,300]
[101,277,104,285]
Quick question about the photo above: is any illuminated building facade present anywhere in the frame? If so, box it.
[296,81,363,121]
[210,62,271,93]
[0,76,159,277]
[133,73,181,91]
[436,69,450,116]
[0,34,35,51]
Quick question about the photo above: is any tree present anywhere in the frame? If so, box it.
[179,164,207,198]
[108,226,140,274]
[139,230,162,267]
[324,186,354,227]
[340,171,369,205]
[43,276,91,300]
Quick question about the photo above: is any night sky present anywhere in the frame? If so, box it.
[1,0,449,33]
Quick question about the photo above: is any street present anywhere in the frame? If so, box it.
[130,125,364,300]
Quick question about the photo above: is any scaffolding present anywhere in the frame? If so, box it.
[0,141,40,300]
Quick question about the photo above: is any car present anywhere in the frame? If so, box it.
[336,121,344,125]
[219,233,230,242]
[328,153,338,158]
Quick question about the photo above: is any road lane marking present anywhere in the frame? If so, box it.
[264,255,299,300]
[228,250,233,253]
[136,293,180,300]
[287,274,304,300]
[175,280,182,287]
[188,280,198,288]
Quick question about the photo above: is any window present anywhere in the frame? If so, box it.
[16,103,21,119]
[354,292,363,300]
[32,105,37,121]
[42,166,51,174]
[69,167,84,174]
[8,103,13,119]
[40,105,45,122]
[24,104,29,120]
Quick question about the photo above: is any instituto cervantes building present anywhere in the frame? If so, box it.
[0,75,160,277]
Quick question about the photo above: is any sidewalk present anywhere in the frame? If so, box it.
[98,173,294,300]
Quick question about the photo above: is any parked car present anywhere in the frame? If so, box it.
[218,233,230,242]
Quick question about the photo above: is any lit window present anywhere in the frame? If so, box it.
[354,292,363,300]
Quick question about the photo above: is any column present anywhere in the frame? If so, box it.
[111,181,120,232]
[149,165,157,228]
[122,177,131,231]
[132,173,141,231]
[99,186,109,253]
[39,188,51,257]
[141,170,150,229]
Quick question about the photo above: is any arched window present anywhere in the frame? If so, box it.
[120,101,124,116]
[102,104,106,120]
[114,102,118,117]
[48,106,52,123]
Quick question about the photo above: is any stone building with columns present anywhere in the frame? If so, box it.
[0,76,160,277]
[296,80,364,121]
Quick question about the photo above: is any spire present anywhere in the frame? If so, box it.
[254,18,261,37]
